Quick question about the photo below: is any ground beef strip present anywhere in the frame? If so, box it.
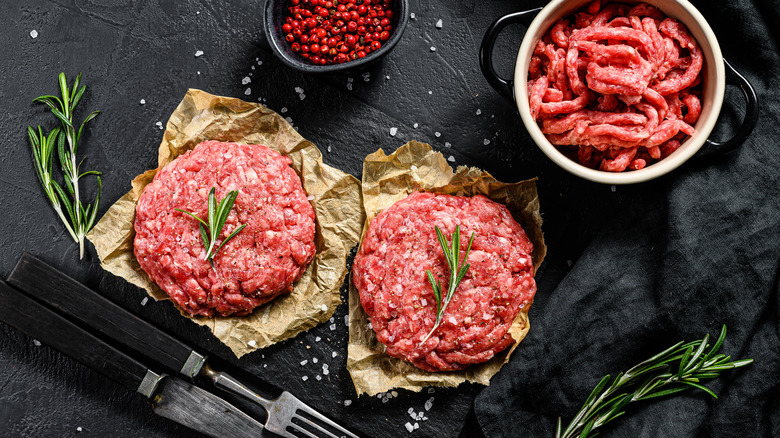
[134,141,316,317]
[352,192,536,372]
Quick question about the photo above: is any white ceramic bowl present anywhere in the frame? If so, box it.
[481,0,756,184]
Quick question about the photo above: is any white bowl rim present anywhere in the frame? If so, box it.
[513,0,726,184]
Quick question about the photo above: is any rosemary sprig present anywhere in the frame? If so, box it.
[420,225,475,345]
[175,187,246,267]
[29,72,102,259]
[555,325,753,438]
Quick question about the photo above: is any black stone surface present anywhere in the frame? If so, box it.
[0,1,770,437]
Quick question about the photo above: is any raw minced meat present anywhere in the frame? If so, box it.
[134,141,316,317]
[352,192,536,372]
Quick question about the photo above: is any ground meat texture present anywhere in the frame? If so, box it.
[352,192,536,372]
[134,141,316,317]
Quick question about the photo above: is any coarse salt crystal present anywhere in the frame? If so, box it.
[425,397,434,410]
[299,93,306,100]
[367,322,373,330]
[414,423,419,430]
[300,360,308,366]
[301,376,308,381]
[413,123,419,128]
[611,185,617,192]
[197,71,201,75]
[307,195,315,201]
[483,138,491,145]
[33,340,41,347]
[410,13,416,19]
[411,165,418,171]
[330,317,335,323]
[285,117,293,124]
[391,391,398,397]
[323,368,329,376]
[421,298,427,306]
[382,397,389,403]
[430,46,436,52]
[428,90,433,95]
[332,351,338,358]
[447,155,455,162]
[30,30,39,39]
[295,87,304,93]
[242,76,251,85]
[445,142,451,148]
[312,358,318,363]
[76,427,82,432]
[195,50,204,57]
[476,108,482,115]
[315,375,322,381]
[347,83,353,91]
[315,336,321,342]
[386,75,390,80]
[321,304,327,311]
[247,340,256,347]
[436,19,443,29]
[330,323,337,331]
[139,99,146,105]
[344,400,352,406]
[281,107,288,113]
[428,388,435,393]
[390,127,398,136]
[327,145,332,153]
[434,132,441,137]
[405,422,414,433]
[141,297,149,306]
[407,407,415,414]
[258,60,263,66]
[244,87,251,95]
[344,315,350,326]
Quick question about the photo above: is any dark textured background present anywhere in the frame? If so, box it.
[0,0,776,437]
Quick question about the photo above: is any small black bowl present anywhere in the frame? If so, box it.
[263,0,409,74]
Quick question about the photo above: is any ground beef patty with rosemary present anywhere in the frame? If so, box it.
[352,192,536,372]
[134,141,316,317]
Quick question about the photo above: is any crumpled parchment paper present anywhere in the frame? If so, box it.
[347,141,546,396]
[87,89,365,358]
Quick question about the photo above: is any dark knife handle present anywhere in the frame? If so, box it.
[8,253,204,378]
[0,280,155,394]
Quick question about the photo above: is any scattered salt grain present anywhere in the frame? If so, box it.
[300,360,308,366]
[244,87,251,96]
[483,138,491,145]
[445,142,451,148]
[301,376,308,381]
[258,60,263,66]
[295,87,304,94]
[76,427,82,432]
[407,407,415,414]
[344,315,350,326]
[344,400,352,406]
[386,75,390,80]
[410,13,416,20]
[414,423,420,430]
[428,90,433,95]
[251,65,255,70]
[242,76,251,85]
[307,195,315,201]
[315,375,322,381]
[323,368,329,376]
[347,82,353,91]
[33,340,41,347]
[196,11,200,15]
[391,391,398,397]
[281,107,288,113]
[332,351,338,358]
[363,72,371,82]
[155,121,163,130]
[299,93,306,100]
[315,336,321,342]
[312,358,318,364]
[413,123,419,128]
[390,127,398,136]
[435,19,443,29]
[447,155,455,162]
[425,397,434,410]
[30,30,38,39]
[428,388,435,393]
[141,297,149,306]
[247,340,256,347]
[285,117,293,124]
[330,323,337,331]
[411,165,418,171]
[611,185,617,192]
[321,304,328,312]
[430,46,436,52]
[434,132,441,138]
[327,145,332,153]
[421,298,427,306]
[139,99,146,105]
[405,422,414,433]
[195,50,204,57]
[367,322,373,330]
[476,108,482,115]
[197,71,201,75]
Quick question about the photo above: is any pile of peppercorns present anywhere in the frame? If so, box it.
[282,0,395,65]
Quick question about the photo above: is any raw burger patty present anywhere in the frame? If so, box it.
[352,192,536,372]
[134,141,316,317]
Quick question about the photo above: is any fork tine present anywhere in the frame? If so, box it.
[298,407,359,438]
[293,414,340,438]
[288,425,321,438]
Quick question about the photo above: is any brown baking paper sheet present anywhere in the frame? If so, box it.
[87,89,365,358]
[347,141,546,396]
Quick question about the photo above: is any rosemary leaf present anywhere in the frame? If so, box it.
[557,325,752,438]
[175,187,245,267]
[419,225,475,345]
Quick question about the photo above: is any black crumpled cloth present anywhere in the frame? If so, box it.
[474,1,780,437]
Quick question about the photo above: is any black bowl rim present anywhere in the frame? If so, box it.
[263,0,410,73]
